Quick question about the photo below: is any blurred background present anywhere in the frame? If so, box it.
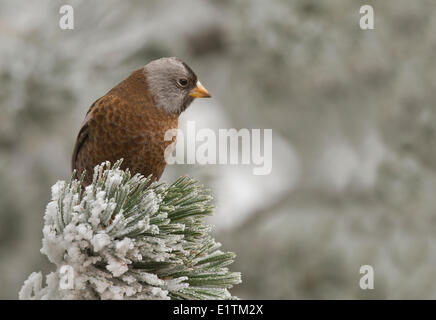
[1,0,436,299]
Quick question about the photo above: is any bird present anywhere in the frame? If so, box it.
[72,57,211,186]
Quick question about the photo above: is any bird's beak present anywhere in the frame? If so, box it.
[189,81,211,98]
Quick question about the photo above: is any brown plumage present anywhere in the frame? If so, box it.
[72,57,210,185]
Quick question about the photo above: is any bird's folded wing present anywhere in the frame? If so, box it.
[71,97,101,172]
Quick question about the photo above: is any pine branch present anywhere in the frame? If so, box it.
[19,160,241,300]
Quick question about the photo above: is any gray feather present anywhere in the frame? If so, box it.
[143,57,196,114]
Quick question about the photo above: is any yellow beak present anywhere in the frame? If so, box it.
[189,81,211,98]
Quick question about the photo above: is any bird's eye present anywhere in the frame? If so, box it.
[178,78,188,87]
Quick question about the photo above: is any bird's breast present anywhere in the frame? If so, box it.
[88,96,178,180]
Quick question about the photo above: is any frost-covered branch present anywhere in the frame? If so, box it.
[19,160,241,300]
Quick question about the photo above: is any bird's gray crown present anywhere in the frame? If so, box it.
[143,57,197,114]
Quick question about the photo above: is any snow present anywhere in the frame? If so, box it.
[115,238,134,256]
[91,233,111,252]
[106,256,128,277]
[51,181,65,200]
[19,272,42,300]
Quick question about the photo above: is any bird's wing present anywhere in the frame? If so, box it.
[71,98,101,172]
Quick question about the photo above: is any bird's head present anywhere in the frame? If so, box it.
[144,57,211,114]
